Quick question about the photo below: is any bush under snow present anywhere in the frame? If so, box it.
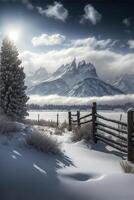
[0,115,22,135]
[27,128,61,154]
[71,123,92,142]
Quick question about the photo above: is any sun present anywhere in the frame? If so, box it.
[7,29,20,42]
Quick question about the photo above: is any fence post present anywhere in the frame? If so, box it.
[57,113,59,127]
[92,102,97,143]
[77,111,80,128]
[127,109,134,162]
[68,111,72,131]
[38,114,40,124]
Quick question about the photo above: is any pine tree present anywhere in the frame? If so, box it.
[0,38,29,120]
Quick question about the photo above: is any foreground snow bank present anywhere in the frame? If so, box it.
[0,116,24,135]
[0,126,134,200]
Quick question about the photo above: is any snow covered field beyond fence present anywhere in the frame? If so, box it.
[27,110,127,123]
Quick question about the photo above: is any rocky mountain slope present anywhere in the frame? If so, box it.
[25,67,49,87]
[28,78,68,96]
[113,74,134,94]
[68,77,123,97]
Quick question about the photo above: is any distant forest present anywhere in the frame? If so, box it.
[27,103,134,111]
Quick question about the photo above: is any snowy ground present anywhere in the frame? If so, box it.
[0,124,134,200]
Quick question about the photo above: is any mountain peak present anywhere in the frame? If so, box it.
[70,58,76,70]
[78,60,86,67]
[77,60,98,77]
[35,67,47,74]
[53,58,98,85]
[25,67,49,88]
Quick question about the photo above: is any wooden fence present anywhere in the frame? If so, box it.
[68,102,134,163]
[36,113,59,127]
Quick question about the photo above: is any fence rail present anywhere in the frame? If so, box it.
[95,134,127,153]
[68,102,134,163]
[96,113,127,127]
[96,121,127,134]
[80,119,92,125]
[96,126,127,142]
[79,113,92,120]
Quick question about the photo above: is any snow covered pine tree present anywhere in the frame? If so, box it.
[0,37,29,120]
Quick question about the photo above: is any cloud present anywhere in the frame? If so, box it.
[122,18,131,27]
[36,1,68,22]
[28,94,134,106]
[72,37,112,49]
[127,40,134,49]
[80,4,102,25]
[20,36,134,80]
[32,33,66,46]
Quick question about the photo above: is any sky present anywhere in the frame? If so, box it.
[0,0,134,81]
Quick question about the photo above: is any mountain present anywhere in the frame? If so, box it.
[51,59,98,86]
[28,59,124,97]
[113,74,134,94]
[67,77,123,97]
[28,78,69,95]
[25,67,49,87]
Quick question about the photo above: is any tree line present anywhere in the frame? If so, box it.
[27,102,133,111]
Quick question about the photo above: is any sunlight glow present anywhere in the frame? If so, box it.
[7,29,20,42]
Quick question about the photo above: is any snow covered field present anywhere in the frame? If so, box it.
[0,122,134,200]
[27,110,127,123]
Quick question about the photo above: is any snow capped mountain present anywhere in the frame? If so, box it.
[68,77,123,97]
[28,78,69,95]
[53,58,77,77]
[28,59,124,97]
[51,58,98,86]
[25,67,49,87]
[113,74,134,94]
[31,67,49,82]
